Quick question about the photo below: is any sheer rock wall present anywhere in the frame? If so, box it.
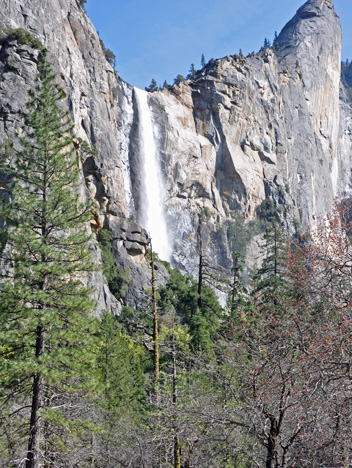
[124,0,347,275]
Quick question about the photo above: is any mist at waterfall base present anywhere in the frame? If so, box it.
[134,88,172,263]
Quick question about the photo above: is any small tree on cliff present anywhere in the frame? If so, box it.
[173,74,185,85]
[145,78,158,92]
[187,63,197,79]
[0,50,97,467]
[273,31,279,46]
[78,0,87,9]
[263,37,271,48]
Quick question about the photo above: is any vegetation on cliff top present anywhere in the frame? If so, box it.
[341,58,352,102]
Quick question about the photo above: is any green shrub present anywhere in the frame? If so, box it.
[104,48,116,68]
[0,28,43,49]
[98,229,130,299]
[216,223,225,235]
[200,207,213,220]
[227,212,252,257]
[258,199,277,225]
[78,0,87,9]
[98,32,117,69]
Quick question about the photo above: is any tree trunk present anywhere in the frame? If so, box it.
[174,436,181,468]
[266,417,278,468]
[266,437,275,468]
[230,255,238,314]
[198,238,203,310]
[26,325,45,468]
[172,327,181,468]
[151,246,160,404]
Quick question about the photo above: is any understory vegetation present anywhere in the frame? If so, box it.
[1,46,352,468]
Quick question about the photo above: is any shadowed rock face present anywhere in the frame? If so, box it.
[0,0,351,306]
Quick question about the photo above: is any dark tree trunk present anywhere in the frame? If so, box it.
[151,246,160,404]
[266,437,275,468]
[172,328,181,468]
[266,417,279,468]
[174,436,181,468]
[230,255,238,314]
[26,325,45,468]
[198,238,203,310]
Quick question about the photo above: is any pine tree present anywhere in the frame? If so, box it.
[263,37,271,48]
[273,31,278,46]
[0,49,97,467]
[252,221,288,314]
[173,74,185,85]
[145,78,158,92]
[97,312,145,414]
[201,54,206,68]
[150,245,161,404]
[227,254,248,318]
[94,311,145,465]
[187,63,196,79]
[158,252,222,355]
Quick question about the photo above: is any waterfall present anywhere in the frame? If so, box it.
[134,87,171,262]
[118,81,135,217]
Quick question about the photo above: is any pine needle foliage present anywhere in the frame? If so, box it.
[0,49,98,467]
[252,221,289,307]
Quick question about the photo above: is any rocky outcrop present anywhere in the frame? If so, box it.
[0,0,351,306]
[276,0,341,214]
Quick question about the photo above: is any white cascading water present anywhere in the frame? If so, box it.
[134,87,171,262]
[119,81,135,217]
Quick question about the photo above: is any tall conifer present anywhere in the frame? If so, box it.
[252,221,288,308]
[0,50,97,467]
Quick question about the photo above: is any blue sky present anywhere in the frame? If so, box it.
[86,0,352,89]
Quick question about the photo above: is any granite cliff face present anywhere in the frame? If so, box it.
[0,0,164,310]
[122,0,346,276]
[0,0,350,308]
